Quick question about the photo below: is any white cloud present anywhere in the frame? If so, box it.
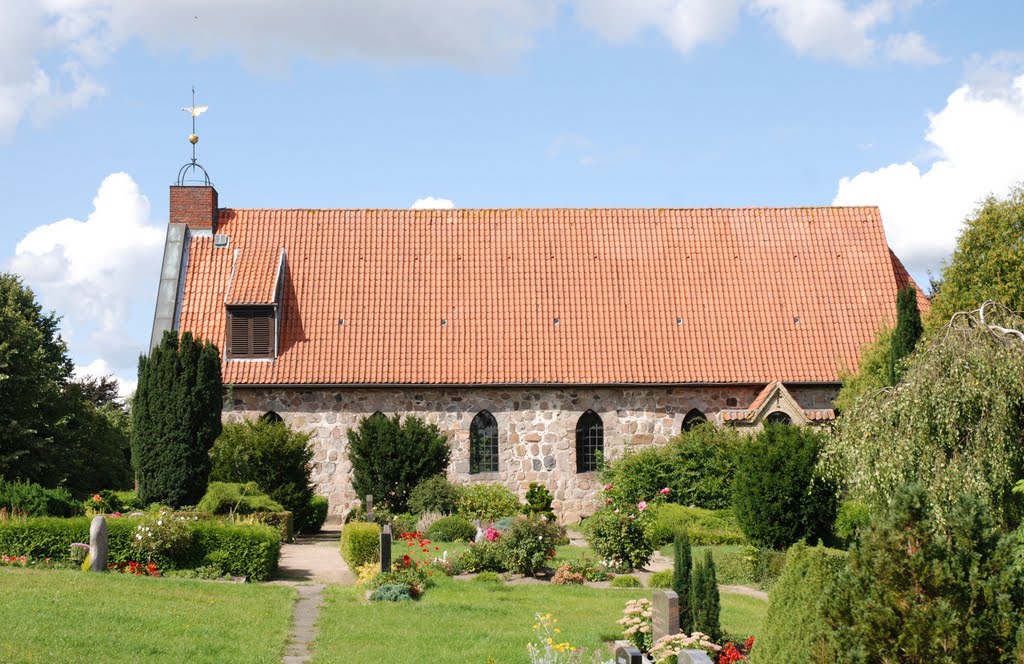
[8,172,164,387]
[572,0,742,52]
[411,197,456,210]
[833,73,1024,274]
[885,31,943,66]
[752,0,890,65]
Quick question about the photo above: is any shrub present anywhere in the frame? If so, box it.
[742,546,789,589]
[647,504,746,547]
[196,482,285,515]
[240,511,294,543]
[649,570,673,588]
[340,522,381,569]
[415,511,444,533]
[733,424,836,550]
[105,490,143,513]
[370,583,414,602]
[425,515,476,542]
[498,514,563,576]
[523,483,555,521]
[210,419,321,533]
[369,565,433,599]
[611,574,642,588]
[457,540,505,573]
[408,475,461,515]
[0,479,80,517]
[457,483,522,522]
[347,413,451,514]
[552,563,586,585]
[473,571,504,584]
[691,551,721,642]
[602,422,743,510]
[753,542,843,664]
[674,531,694,634]
[130,511,194,562]
[390,513,419,536]
[833,500,870,547]
[187,521,281,581]
[582,508,654,570]
[308,496,329,532]
[824,483,1024,662]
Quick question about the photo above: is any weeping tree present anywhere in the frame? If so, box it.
[822,302,1024,529]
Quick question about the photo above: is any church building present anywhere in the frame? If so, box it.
[152,179,925,522]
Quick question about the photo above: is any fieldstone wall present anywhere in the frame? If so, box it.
[224,383,838,523]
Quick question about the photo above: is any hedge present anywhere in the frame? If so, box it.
[340,522,380,569]
[0,516,281,581]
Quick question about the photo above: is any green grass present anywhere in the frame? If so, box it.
[0,568,296,663]
[312,576,767,663]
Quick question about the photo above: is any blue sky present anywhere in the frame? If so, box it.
[3,1,1024,394]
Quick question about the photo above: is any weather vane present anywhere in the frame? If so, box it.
[176,87,212,186]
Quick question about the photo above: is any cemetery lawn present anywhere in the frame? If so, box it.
[312,576,766,662]
[0,568,296,664]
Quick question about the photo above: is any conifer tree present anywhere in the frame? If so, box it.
[889,286,923,384]
[690,550,722,642]
[132,330,222,507]
[673,531,694,634]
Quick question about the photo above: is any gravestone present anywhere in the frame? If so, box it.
[678,650,715,664]
[652,590,680,643]
[365,495,375,523]
[379,523,392,573]
[88,515,108,572]
[613,643,643,664]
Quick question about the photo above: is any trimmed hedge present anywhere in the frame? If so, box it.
[196,482,285,515]
[340,522,380,569]
[425,515,476,542]
[647,504,746,547]
[0,516,281,581]
[242,511,294,543]
[309,496,329,532]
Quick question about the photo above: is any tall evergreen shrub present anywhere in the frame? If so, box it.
[673,531,694,634]
[690,550,721,642]
[888,286,923,384]
[132,330,222,507]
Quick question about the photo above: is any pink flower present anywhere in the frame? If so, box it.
[614,508,620,514]
[659,487,671,495]
[603,483,613,492]
[637,501,648,512]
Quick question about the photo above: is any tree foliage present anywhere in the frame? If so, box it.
[930,184,1024,325]
[834,326,894,414]
[0,274,73,484]
[132,330,222,508]
[733,424,836,550]
[347,412,450,514]
[824,484,1024,663]
[824,303,1024,529]
[673,531,694,634]
[890,285,923,384]
[210,418,318,532]
[690,550,722,643]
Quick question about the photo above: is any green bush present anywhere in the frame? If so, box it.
[370,583,414,602]
[691,551,721,642]
[425,515,477,542]
[753,542,844,664]
[0,479,81,517]
[647,504,746,547]
[408,475,461,515]
[602,422,743,510]
[498,515,563,576]
[340,522,380,569]
[105,490,144,513]
[523,483,554,521]
[210,419,320,533]
[457,540,505,573]
[582,508,654,570]
[348,413,451,514]
[0,515,280,580]
[457,483,522,522]
[649,570,673,588]
[742,546,789,589]
[833,500,870,547]
[196,482,285,515]
[241,511,294,543]
[309,496,329,533]
[473,571,504,585]
[733,424,836,550]
[610,575,642,588]
[390,513,419,536]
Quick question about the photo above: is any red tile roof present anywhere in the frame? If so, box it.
[176,206,924,386]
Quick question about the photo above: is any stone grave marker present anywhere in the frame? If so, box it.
[88,515,108,572]
[613,643,643,664]
[379,523,392,573]
[652,589,680,643]
[678,650,715,664]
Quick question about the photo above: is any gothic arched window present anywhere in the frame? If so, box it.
[681,408,707,432]
[575,410,603,473]
[470,410,499,474]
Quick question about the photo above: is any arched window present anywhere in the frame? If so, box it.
[681,408,707,432]
[765,411,792,426]
[470,411,499,474]
[259,410,283,424]
[575,410,603,473]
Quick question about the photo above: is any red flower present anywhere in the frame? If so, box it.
[403,555,411,567]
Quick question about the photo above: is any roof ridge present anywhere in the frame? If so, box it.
[220,205,882,212]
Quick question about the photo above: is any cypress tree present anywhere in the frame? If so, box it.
[132,330,222,507]
[888,285,923,384]
[672,531,694,634]
[690,550,722,642]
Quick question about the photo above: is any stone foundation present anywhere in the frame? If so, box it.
[224,383,838,523]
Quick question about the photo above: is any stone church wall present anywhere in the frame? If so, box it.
[224,383,838,523]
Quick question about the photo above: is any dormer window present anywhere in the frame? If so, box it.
[227,306,275,359]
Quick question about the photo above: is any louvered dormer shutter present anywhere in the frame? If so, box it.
[226,307,275,359]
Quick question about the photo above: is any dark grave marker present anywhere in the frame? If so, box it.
[613,644,642,664]
[380,523,392,573]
